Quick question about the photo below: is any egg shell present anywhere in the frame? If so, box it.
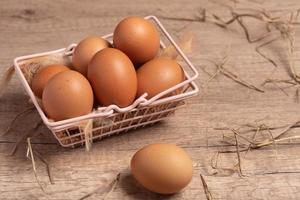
[42,70,94,121]
[137,58,184,99]
[113,16,160,65]
[131,143,193,194]
[72,36,111,76]
[87,48,137,108]
[31,64,69,98]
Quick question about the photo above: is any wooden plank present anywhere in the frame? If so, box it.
[1,143,300,199]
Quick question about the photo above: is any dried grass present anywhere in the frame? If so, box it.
[79,173,120,200]
[79,119,93,152]
[160,31,195,60]
[0,66,15,97]
[33,149,54,184]
[2,106,35,136]
[200,174,213,200]
[233,131,244,177]
[207,7,300,100]
[26,137,46,193]
[158,7,206,23]
[210,151,235,176]
[212,121,300,176]
[26,135,55,196]
[255,38,279,68]
[203,56,265,92]
[10,120,43,156]
[102,173,120,200]
[191,4,300,96]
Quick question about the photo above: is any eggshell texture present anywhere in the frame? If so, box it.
[72,36,111,76]
[87,48,137,107]
[113,16,160,65]
[137,58,184,99]
[31,64,69,98]
[42,70,93,121]
[131,143,193,194]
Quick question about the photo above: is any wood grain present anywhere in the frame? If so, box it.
[1,0,300,199]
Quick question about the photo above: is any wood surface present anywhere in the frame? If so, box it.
[1,0,300,199]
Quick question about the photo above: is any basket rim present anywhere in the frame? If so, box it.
[13,15,199,130]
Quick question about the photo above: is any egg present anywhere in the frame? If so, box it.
[137,58,184,99]
[31,64,69,98]
[113,16,160,65]
[87,48,137,107]
[131,143,193,194]
[72,36,111,76]
[42,70,93,121]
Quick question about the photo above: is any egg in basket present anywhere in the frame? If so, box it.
[13,16,199,148]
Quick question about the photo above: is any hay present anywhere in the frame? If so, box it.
[2,106,35,136]
[79,119,93,152]
[203,56,265,93]
[26,137,46,193]
[207,7,300,100]
[212,121,300,176]
[233,131,244,177]
[200,174,213,200]
[0,66,15,97]
[102,173,120,200]
[79,173,120,200]
[33,149,54,184]
[160,31,195,60]
[10,120,43,156]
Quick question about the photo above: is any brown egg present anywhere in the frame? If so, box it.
[88,48,137,107]
[131,143,193,194]
[42,70,93,121]
[113,16,160,65]
[31,64,69,98]
[72,36,111,76]
[137,58,184,99]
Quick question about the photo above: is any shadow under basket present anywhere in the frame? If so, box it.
[13,15,199,148]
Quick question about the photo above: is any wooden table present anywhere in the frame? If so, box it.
[1,0,300,199]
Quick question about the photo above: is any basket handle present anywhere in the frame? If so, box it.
[140,15,199,106]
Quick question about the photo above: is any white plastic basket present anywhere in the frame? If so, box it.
[13,16,199,147]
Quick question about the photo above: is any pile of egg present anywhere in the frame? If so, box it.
[31,16,184,121]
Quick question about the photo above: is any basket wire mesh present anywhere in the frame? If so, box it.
[13,16,199,147]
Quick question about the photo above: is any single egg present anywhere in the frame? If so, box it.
[137,57,184,99]
[72,36,111,76]
[42,70,94,121]
[131,143,193,194]
[87,48,137,107]
[113,16,160,65]
[31,64,69,98]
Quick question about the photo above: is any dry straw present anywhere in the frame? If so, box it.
[0,66,15,97]
[79,119,93,152]
[212,120,300,176]
[79,173,120,200]
[160,31,195,60]
[26,137,46,193]
[210,8,300,98]
[202,55,265,92]
[26,135,54,194]
[0,53,71,97]
[2,106,35,136]
[10,120,43,156]
[200,6,300,177]
[200,174,213,200]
